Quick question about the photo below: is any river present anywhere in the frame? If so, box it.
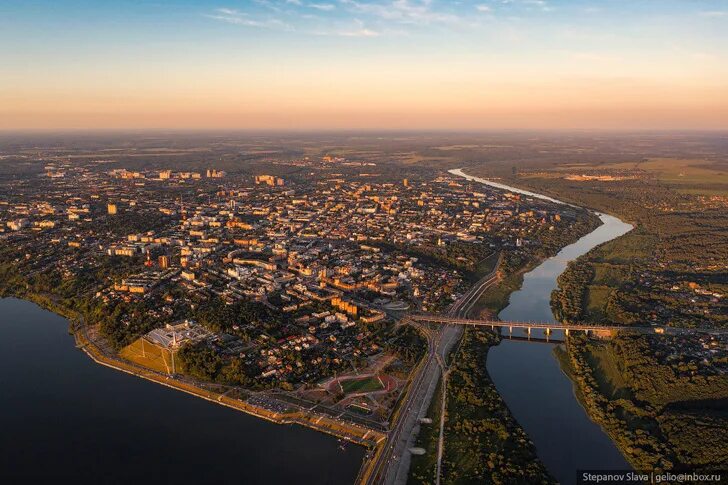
[449,168,634,484]
[0,297,363,484]
[1,169,633,485]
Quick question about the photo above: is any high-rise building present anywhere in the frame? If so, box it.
[107,203,117,215]
[158,255,170,269]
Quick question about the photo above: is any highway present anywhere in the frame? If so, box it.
[363,256,501,485]
[434,261,500,485]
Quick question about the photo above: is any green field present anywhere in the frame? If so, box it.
[592,263,629,286]
[340,376,384,394]
[640,158,728,189]
[591,231,655,264]
[585,285,612,320]
[585,344,630,400]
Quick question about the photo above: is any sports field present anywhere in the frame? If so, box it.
[340,376,385,394]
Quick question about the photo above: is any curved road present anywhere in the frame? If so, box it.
[364,257,501,485]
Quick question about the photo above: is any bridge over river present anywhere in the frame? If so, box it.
[408,314,722,337]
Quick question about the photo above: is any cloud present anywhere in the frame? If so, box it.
[521,0,552,12]
[309,3,336,11]
[253,0,284,13]
[339,0,467,27]
[311,17,381,36]
[699,10,727,17]
[206,1,481,37]
[208,0,556,36]
[337,27,380,36]
[308,26,380,36]
[488,0,552,12]
[205,8,292,30]
[208,5,382,37]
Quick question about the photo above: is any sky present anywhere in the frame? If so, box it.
[1,0,727,131]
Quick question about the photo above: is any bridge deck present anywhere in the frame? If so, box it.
[409,314,655,332]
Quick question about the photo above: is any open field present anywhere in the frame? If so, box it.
[518,157,728,197]
[340,376,385,394]
[584,344,630,400]
[119,338,175,374]
[637,158,728,191]
[585,285,611,320]
[592,263,630,286]
[590,230,655,263]
[527,158,728,196]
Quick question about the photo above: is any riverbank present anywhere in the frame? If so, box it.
[0,297,368,484]
[553,336,674,471]
[0,289,384,477]
[0,270,500,485]
[441,327,555,484]
[0,257,412,483]
[557,334,728,472]
[75,321,384,445]
[447,168,634,483]
[408,169,610,484]
[461,164,728,473]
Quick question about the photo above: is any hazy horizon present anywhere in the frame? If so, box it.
[2,0,727,130]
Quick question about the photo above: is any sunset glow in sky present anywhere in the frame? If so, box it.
[2,0,728,130]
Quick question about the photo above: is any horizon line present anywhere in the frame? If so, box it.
[3,127,728,135]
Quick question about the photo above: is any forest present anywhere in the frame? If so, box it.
[439,328,553,484]
[475,157,728,472]
[559,334,728,471]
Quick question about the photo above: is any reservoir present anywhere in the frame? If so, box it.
[0,297,363,484]
[450,168,633,484]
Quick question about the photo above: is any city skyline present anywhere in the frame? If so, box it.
[2,0,728,130]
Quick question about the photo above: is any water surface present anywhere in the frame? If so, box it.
[0,298,363,484]
[451,168,633,484]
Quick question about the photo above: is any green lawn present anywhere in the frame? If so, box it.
[592,263,629,287]
[340,376,384,394]
[585,285,612,320]
[585,344,630,400]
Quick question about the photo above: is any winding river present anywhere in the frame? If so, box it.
[450,168,634,484]
[1,169,633,484]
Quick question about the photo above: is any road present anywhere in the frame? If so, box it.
[408,315,727,335]
[364,257,501,485]
[434,261,501,485]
